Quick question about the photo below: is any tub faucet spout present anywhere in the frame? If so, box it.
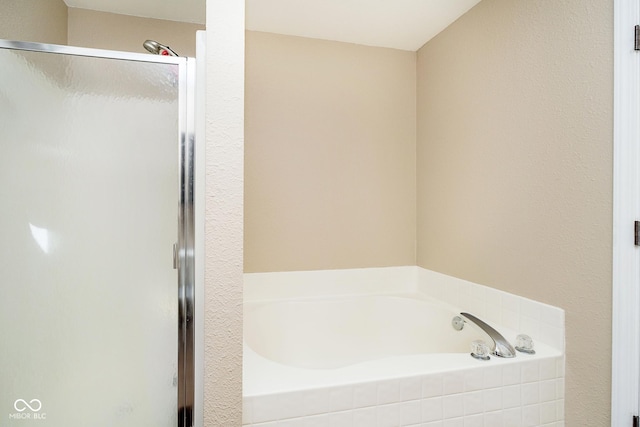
[460,312,516,358]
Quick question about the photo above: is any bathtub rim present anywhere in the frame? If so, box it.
[243,337,563,397]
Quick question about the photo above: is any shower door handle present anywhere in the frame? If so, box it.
[173,243,178,269]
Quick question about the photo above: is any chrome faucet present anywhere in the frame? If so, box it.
[459,312,516,358]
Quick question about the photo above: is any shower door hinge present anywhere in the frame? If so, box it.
[635,25,640,51]
[633,415,638,427]
[635,221,640,246]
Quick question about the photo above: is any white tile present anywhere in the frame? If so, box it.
[278,417,305,427]
[378,379,401,404]
[464,369,484,392]
[423,374,444,398]
[443,371,464,395]
[540,305,564,328]
[400,376,423,401]
[440,283,455,307]
[302,389,330,416]
[422,397,443,423]
[557,399,565,421]
[399,400,422,426]
[253,394,283,423]
[483,289,503,325]
[329,386,353,412]
[243,397,254,424]
[483,410,503,426]
[463,414,483,427]
[520,299,542,321]
[302,414,330,427]
[540,380,556,402]
[502,309,521,331]
[522,404,540,427]
[556,358,565,378]
[443,394,464,419]
[353,382,377,408]
[424,422,444,427]
[539,324,563,350]
[540,401,557,424]
[353,407,376,427]
[503,408,523,427]
[463,391,483,415]
[482,365,502,390]
[539,359,557,381]
[280,392,309,419]
[424,278,447,303]
[430,283,447,303]
[327,410,353,427]
[501,293,521,312]
[443,417,464,427]
[520,361,540,384]
[521,383,539,406]
[252,422,279,427]
[556,379,565,400]
[377,403,399,427]
[448,280,465,307]
[460,285,486,318]
[520,316,541,342]
[303,414,330,427]
[483,388,502,412]
[502,363,521,386]
[502,385,521,409]
[376,403,400,427]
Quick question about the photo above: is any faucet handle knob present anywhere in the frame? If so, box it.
[451,315,465,331]
[515,334,536,354]
[471,340,491,360]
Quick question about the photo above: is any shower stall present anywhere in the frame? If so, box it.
[0,39,197,427]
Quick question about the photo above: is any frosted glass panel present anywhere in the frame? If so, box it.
[0,48,179,426]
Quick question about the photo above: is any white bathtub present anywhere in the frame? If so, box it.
[245,294,488,370]
[243,267,565,426]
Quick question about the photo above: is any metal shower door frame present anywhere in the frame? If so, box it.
[0,39,196,427]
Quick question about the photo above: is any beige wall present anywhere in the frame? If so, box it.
[245,31,417,272]
[204,0,244,425]
[68,8,204,57]
[0,0,67,44]
[416,0,613,425]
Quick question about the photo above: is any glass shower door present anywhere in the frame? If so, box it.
[0,41,193,426]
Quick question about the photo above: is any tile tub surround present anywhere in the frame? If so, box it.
[243,267,565,426]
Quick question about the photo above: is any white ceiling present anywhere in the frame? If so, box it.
[63,0,206,25]
[246,0,481,51]
[63,0,482,51]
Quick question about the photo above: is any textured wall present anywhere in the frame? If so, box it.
[416,0,613,425]
[204,0,244,425]
[245,31,416,272]
[67,8,204,57]
[0,0,67,44]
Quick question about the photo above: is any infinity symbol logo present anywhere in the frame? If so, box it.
[14,399,42,412]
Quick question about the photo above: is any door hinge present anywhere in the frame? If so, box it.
[633,415,639,427]
[635,221,640,246]
[635,25,640,51]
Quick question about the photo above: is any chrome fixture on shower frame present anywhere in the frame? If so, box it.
[144,39,179,56]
